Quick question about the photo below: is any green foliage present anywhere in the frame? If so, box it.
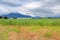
[13,27,20,33]
[0,19,60,26]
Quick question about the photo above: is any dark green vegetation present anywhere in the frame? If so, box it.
[0,16,8,19]
[0,19,60,26]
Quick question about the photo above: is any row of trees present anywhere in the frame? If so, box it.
[0,16,17,19]
[0,16,8,19]
[0,16,60,19]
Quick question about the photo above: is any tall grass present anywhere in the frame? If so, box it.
[0,19,60,26]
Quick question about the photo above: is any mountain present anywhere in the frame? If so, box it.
[1,13,60,18]
[33,16,41,18]
[1,13,32,18]
[50,15,60,18]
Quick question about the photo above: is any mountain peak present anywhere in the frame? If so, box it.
[1,13,32,18]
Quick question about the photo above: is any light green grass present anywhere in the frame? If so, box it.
[22,26,60,32]
[0,19,60,26]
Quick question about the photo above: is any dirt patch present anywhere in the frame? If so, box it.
[50,32,60,40]
[8,27,60,40]
[0,26,7,33]
[8,32,19,40]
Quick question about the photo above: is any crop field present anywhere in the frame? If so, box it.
[0,19,60,40]
[0,19,60,26]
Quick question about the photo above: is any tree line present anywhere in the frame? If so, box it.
[0,16,60,19]
[0,16,17,19]
[0,16,8,19]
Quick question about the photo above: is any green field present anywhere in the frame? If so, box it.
[0,19,60,26]
[0,19,60,40]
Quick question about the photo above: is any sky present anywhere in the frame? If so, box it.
[0,0,60,17]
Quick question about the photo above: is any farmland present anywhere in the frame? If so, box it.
[0,19,60,40]
[0,19,60,26]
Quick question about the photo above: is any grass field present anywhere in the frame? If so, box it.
[0,19,60,40]
[0,19,60,26]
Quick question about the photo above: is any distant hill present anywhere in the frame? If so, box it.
[1,13,32,18]
[1,13,60,19]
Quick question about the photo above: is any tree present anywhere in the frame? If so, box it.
[13,17,17,19]
[0,16,2,19]
[4,16,8,19]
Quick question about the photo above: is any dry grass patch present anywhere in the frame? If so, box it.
[8,26,60,40]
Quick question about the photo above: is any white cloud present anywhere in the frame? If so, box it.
[43,0,51,3]
[50,5,60,13]
[16,1,45,16]
[22,2,44,9]
[0,4,17,15]
[0,0,20,6]
[0,5,10,14]
[0,0,60,17]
